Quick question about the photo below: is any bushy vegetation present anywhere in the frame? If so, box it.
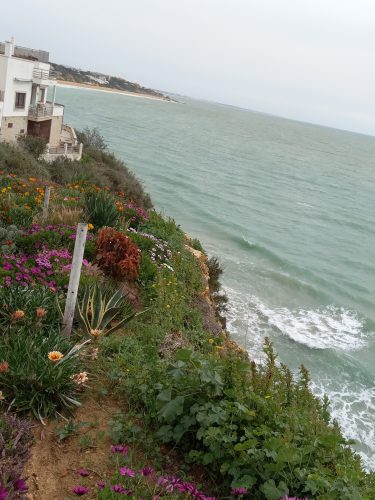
[0,141,374,498]
[17,134,47,159]
[0,128,152,208]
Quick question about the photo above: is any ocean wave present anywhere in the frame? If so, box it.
[225,291,369,352]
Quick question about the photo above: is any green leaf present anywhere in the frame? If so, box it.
[260,480,288,500]
[157,396,185,422]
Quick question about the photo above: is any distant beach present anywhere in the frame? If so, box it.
[56,80,169,102]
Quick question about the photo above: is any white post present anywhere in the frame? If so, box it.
[64,143,68,156]
[79,142,83,157]
[52,84,56,106]
[63,223,88,337]
[42,186,51,221]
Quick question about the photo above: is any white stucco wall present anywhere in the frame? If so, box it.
[1,56,34,117]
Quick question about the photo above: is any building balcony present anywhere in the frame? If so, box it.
[28,101,64,120]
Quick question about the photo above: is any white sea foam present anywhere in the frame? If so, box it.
[225,290,368,352]
[311,381,375,471]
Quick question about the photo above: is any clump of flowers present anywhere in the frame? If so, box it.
[0,245,88,290]
[117,201,148,228]
[128,228,173,271]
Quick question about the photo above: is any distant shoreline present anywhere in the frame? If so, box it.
[56,80,170,102]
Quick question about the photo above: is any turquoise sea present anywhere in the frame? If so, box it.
[55,86,375,469]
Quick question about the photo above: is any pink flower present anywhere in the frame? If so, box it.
[231,487,248,496]
[72,485,89,496]
[119,467,135,477]
[111,444,128,455]
[77,469,90,477]
[140,466,154,476]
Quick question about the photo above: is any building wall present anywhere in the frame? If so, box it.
[0,115,28,142]
[49,115,63,147]
[2,56,34,117]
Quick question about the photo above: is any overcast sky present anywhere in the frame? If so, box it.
[1,0,374,135]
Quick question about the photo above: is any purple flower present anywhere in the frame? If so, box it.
[111,484,127,493]
[97,481,106,490]
[231,487,248,496]
[77,468,90,477]
[140,466,154,476]
[111,444,128,455]
[13,479,28,492]
[119,467,135,477]
[72,485,89,496]
[0,486,7,500]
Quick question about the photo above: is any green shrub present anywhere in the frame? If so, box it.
[0,141,50,179]
[84,190,119,229]
[17,135,47,159]
[0,326,86,419]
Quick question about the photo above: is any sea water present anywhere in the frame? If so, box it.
[55,87,375,469]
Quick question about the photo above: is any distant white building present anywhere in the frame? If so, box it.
[0,38,82,161]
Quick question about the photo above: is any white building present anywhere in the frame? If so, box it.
[0,38,82,161]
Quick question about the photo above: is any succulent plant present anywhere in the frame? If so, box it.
[0,223,21,253]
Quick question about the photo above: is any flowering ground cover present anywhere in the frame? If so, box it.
[0,137,374,500]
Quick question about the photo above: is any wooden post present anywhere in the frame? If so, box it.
[42,186,51,221]
[63,223,88,337]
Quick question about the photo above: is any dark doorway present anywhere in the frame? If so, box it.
[27,119,51,141]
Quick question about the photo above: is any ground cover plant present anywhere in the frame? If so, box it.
[0,134,374,499]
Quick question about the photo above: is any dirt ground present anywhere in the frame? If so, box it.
[26,395,121,500]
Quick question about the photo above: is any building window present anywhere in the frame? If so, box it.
[15,92,26,109]
[7,123,13,128]
[20,129,25,134]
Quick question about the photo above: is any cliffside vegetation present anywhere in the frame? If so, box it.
[0,134,374,499]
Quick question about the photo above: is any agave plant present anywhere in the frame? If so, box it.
[76,285,137,338]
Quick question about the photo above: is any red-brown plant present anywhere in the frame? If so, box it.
[95,227,140,280]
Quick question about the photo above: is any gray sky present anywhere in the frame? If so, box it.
[2,0,374,135]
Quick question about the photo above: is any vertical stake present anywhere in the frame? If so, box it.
[63,223,88,337]
[42,186,51,221]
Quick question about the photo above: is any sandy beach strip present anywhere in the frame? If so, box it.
[55,80,169,102]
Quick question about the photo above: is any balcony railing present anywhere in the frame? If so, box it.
[32,69,50,80]
[28,102,54,118]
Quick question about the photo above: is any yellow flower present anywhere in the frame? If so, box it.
[208,338,214,344]
[265,395,271,399]
[215,346,223,350]
[165,304,171,309]
[48,351,64,363]
[88,223,94,230]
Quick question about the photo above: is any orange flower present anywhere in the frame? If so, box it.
[0,391,4,401]
[89,329,102,338]
[11,310,25,321]
[48,351,64,363]
[36,307,47,319]
[88,223,94,230]
[0,361,9,373]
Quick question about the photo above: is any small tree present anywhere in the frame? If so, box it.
[76,127,107,152]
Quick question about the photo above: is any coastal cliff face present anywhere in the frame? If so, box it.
[0,137,374,500]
